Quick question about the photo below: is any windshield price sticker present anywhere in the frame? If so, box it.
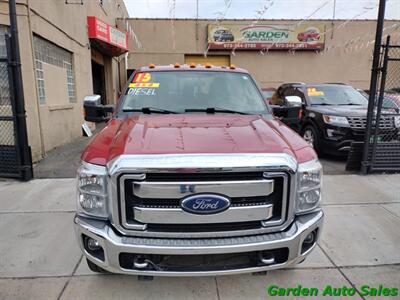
[307,88,325,97]
[128,87,157,96]
[133,72,152,83]
[129,82,160,88]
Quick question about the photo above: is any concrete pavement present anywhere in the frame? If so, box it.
[0,174,399,299]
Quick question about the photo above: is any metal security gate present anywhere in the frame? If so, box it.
[0,0,33,180]
[361,35,400,173]
[0,31,21,178]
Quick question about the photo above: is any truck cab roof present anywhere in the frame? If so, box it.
[137,64,248,73]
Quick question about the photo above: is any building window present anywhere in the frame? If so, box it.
[64,61,76,102]
[35,59,46,104]
[0,26,8,58]
[0,26,9,108]
[33,35,76,104]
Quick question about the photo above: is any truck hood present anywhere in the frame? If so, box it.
[82,114,316,165]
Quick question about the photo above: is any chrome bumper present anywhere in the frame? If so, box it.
[74,210,323,276]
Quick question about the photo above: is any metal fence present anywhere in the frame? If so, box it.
[0,1,32,180]
[351,35,400,173]
[0,31,21,178]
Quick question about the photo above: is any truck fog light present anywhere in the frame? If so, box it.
[326,129,334,137]
[86,237,101,251]
[304,232,315,244]
[83,235,105,261]
[301,229,318,254]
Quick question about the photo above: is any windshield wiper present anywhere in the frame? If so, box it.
[312,103,335,106]
[122,107,178,114]
[185,107,252,115]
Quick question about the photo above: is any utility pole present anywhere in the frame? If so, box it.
[330,0,336,39]
[8,0,33,180]
[361,0,387,174]
[195,0,199,41]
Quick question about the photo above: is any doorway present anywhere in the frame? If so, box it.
[91,60,106,105]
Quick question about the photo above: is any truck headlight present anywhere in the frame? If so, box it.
[394,116,400,128]
[77,162,108,218]
[323,115,349,127]
[296,159,322,214]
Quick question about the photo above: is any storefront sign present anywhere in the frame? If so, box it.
[207,24,325,50]
[87,16,128,55]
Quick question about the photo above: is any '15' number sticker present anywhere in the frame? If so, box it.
[134,72,151,83]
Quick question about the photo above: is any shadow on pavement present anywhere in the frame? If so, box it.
[319,153,356,176]
[33,123,106,179]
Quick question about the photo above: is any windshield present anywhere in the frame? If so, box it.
[307,85,369,106]
[120,71,267,114]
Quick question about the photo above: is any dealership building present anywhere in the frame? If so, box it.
[123,18,399,90]
[0,0,131,163]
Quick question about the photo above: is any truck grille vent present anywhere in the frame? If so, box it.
[147,221,263,232]
[144,172,265,181]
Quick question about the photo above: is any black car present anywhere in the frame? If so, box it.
[271,83,399,156]
[213,29,235,42]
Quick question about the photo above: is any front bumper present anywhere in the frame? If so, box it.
[320,126,399,155]
[320,137,352,155]
[74,210,324,276]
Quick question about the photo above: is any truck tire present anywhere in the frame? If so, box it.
[86,258,109,274]
[302,125,320,153]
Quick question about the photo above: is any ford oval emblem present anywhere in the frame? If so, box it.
[181,194,231,215]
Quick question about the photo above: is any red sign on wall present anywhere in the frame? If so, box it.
[87,16,128,56]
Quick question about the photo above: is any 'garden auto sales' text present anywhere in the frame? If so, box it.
[267,284,398,297]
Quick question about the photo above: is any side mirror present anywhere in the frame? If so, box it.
[285,96,302,107]
[83,95,114,123]
[271,105,287,117]
[271,103,303,128]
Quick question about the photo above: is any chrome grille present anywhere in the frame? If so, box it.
[347,116,394,130]
[109,153,297,238]
[120,172,288,234]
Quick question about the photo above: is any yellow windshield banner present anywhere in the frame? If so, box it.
[129,83,160,88]
[207,23,325,50]
[307,88,325,96]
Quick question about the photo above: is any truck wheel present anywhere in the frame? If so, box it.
[86,258,109,274]
[302,125,320,152]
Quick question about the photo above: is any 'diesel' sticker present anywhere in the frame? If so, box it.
[128,87,157,96]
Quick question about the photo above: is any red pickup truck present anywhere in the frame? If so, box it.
[75,64,323,278]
